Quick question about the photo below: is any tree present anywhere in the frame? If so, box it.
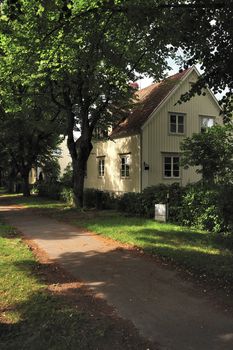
[41,157,61,183]
[181,125,233,184]
[0,81,63,196]
[170,0,233,118]
[0,0,186,206]
[1,0,232,205]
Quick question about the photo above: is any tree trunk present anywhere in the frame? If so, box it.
[21,168,31,197]
[64,91,93,208]
[68,136,93,208]
[7,168,18,193]
[8,178,15,193]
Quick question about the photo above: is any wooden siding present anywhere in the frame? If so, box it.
[141,70,222,189]
[84,134,141,193]
[29,168,37,184]
[58,138,72,176]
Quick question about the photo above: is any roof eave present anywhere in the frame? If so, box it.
[141,66,222,131]
[141,67,196,131]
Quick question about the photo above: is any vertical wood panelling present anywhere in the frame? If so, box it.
[142,70,222,188]
[85,134,140,193]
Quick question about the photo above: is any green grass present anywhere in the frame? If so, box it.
[0,193,65,209]
[76,215,233,286]
[0,219,149,349]
[1,193,233,289]
[0,222,89,349]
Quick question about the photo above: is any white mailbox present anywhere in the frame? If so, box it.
[155,204,167,222]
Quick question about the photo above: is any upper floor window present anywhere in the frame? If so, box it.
[169,113,185,134]
[120,154,130,178]
[163,155,180,178]
[97,157,105,177]
[200,116,214,133]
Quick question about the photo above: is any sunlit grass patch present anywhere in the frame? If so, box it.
[76,214,233,285]
[0,226,43,325]
[0,219,150,349]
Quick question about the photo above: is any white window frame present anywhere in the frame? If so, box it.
[169,113,185,135]
[120,154,130,178]
[97,157,105,177]
[199,116,215,133]
[163,154,180,179]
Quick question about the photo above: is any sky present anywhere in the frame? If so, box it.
[137,57,181,89]
[137,57,226,101]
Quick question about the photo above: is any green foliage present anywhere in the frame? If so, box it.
[60,163,73,187]
[117,192,143,216]
[1,219,150,349]
[78,213,233,286]
[181,185,223,232]
[0,0,232,205]
[37,182,62,200]
[180,184,233,233]
[0,0,182,207]
[117,183,233,236]
[117,184,184,220]
[181,124,233,184]
[175,2,233,118]
[84,188,116,210]
[60,187,74,205]
[41,157,61,182]
[215,232,233,252]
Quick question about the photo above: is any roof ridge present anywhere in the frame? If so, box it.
[110,67,193,139]
[138,67,192,92]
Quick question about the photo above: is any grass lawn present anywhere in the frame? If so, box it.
[76,215,233,287]
[0,219,153,350]
[0,193,64,209]
[1,193,233,290]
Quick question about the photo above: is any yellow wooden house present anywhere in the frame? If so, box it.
[84,66,222,194]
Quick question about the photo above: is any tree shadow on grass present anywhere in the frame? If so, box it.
[2,240,233,349]
[1,258,154,350]
[50,247,233,350]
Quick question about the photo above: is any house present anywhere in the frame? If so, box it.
[84,66,222,194]
[58,138,72,176]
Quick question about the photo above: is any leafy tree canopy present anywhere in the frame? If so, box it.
[181,124,233,184]
[0,0,232,205]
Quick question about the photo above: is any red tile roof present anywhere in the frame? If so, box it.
[110,68,192,138]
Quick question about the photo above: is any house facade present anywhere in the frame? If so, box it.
[84,66,222,194]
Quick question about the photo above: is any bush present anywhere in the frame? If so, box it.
[142,183,184,219]
[180,183,233,233]
[141,184,168,217]
[84,188,117,210]
[117,184,184,219]
[117,192,143,216]
[218,184,233,232]
[116,183,233,236]
[215,232,233,251]
[37,181,62,200]
[60,163,73,187]
[60,187,74,205]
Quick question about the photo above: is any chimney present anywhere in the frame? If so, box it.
[129,82,139,90]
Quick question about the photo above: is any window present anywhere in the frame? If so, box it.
[163,155,180,178]
[98,157,105,177]
[120,154,130,178]
[200,116,214,133]
[169,113,185,134]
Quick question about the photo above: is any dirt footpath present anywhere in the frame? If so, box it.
[1,203,233,350]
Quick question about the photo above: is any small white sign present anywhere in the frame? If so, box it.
[155,204,167,222]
